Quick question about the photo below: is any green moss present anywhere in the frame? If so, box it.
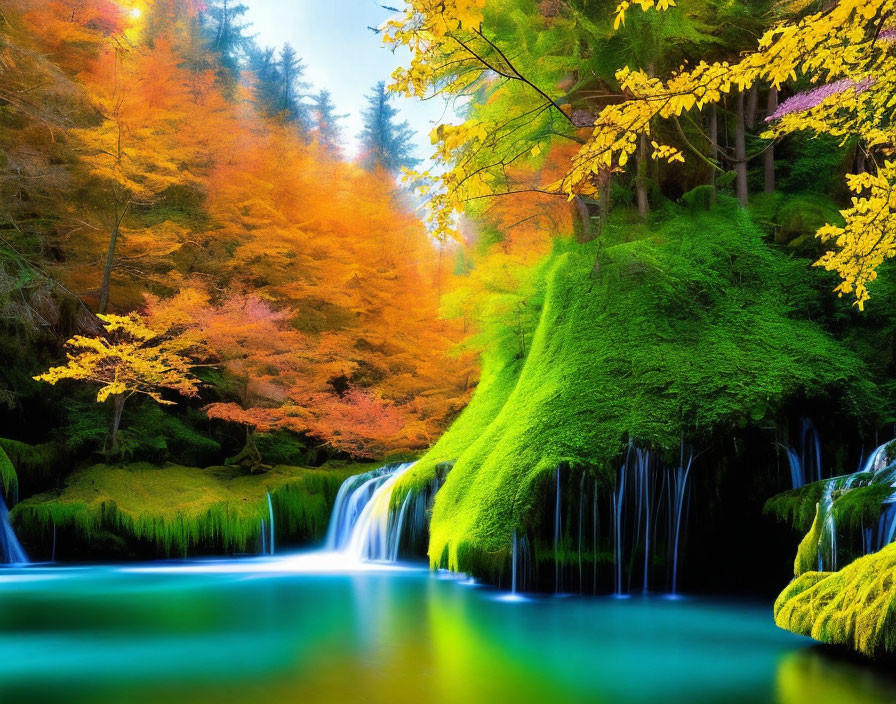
[774,542,896,658]
[749,192,844,245]
[10,460,372,558]
[765,483,826,534]
[0,437,67,491]
[0,446,16,502]
[769,462,896,576]
[414,202,878,579]
[794,513,824,576]
[254,430,311,466]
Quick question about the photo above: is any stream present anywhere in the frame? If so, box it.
[3,463,896,703]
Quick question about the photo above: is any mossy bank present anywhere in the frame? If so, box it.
[11,461,375,559]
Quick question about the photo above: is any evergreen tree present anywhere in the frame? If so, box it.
[248,45,280,116]
[246,43,311,132]
[276,44,310,130]
[358,81,419,173]
[200,0,251,84]
[310,90,347,156]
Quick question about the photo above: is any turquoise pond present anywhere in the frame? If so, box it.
[1,555,896,704]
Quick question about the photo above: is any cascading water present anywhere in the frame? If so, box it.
[266,492,275,555]
[554,466,561,593]
[325,462,417,562]
[787,417,823,490]
[609,444,694,595]
[508,528,532,595]
[813,440,894,571]
[1,497,27,565]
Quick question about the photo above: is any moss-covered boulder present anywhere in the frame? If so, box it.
[11,461,370,559]
[774,543,896,658]
[400,202,879,582]
[0,438,69,503]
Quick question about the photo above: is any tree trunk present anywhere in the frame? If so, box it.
[856,145,866,174]
[735,91,749,207]
[591,180,611,277]
[98,200,131,314]
[109,393,126,452]
[764,86,778,193]
[227,426,267,473]
[98,221,119,314]
[637,131,649,218]
[745,84,758,129]
[709,105,719,205]
[599,176,611,235]
[574,196,592,242]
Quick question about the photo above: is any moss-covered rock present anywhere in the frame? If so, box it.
[0,437,68,501]
[404,202,879,581]
[774,543,896,659]
[10,461,372,559]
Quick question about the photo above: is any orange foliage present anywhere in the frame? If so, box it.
[9,0,476,460]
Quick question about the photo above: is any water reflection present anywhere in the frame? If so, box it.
[0,559,894,703]
[777,648,896,704]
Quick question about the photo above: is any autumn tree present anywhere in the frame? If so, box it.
[71,22,203,312]
[33,313,200,451]
[7,0,474,467]
[386,0,896,308]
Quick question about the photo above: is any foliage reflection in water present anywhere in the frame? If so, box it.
[2,559,896,703]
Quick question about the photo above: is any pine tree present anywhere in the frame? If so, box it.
[200,0,250,83]
[310,90,347,156]
[358,81,418,173]
[276,43,310,129]
[248,45,280,115]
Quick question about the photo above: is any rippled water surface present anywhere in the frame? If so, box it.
[1,555,895,703]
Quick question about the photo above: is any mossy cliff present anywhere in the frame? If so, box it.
[11,461,369,559]
[396,201,880,583]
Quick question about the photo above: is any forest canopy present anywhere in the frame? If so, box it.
[0,0,474,465]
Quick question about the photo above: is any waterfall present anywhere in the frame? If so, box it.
[786,448,805,491]
[610,444,693,595]
[670,448,693,594]
[578,472,585,593]
[1,497,27,565]
[325,462,416,561]
[387,491,412,561]
[511,529,518,594]
[788,418,823,489]
[554,466,561,593]
[508,529,531,594]
[814,440,893,570]
[266,493,275,555]
[592,485,598,594]
[612,466,625,595]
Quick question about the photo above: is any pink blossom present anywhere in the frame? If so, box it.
[765,78,875,122]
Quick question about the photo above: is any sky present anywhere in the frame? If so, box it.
[243,0,458,163]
